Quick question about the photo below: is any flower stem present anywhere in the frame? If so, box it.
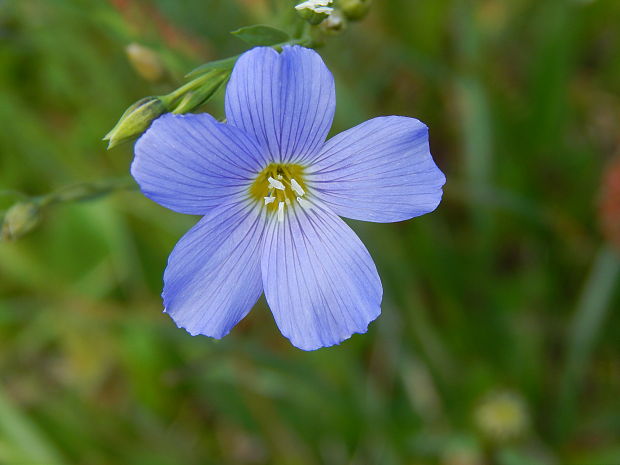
[1,177,137,241]
[39,177,137,207]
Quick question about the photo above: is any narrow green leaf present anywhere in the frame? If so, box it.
[554,245,620,440]
[0,387,67,465]
[231,24,291,46]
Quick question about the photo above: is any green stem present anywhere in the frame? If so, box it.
[165,70,223,104]
[1,177,137,241]
[39,177,137,207]
[554,245,620,441]
[453,1,494,239]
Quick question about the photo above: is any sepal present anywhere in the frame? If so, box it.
[103,96,168,149]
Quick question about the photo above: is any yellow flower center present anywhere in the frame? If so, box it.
[249,163,309,216]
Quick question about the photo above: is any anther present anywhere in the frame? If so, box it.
[290,179,305,196]
[277,202,285,222]
[264,196,275,205]
[268,177,285,191]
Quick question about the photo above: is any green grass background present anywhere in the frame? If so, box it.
[1,0,619,464]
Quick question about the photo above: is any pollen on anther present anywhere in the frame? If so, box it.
[264,196,275,205]
[290,179,305,196]
[268,177,285,191]
[277,202,285,222]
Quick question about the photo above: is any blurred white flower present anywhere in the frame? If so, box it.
[474,391,529,442]
[295,0,333,14]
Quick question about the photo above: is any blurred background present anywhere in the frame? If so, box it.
[1,0,619,464]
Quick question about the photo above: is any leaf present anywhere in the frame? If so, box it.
[231,24,291,46]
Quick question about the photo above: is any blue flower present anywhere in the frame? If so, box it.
[131,46,445,350]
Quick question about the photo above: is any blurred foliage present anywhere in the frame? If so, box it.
[1,0,620,464]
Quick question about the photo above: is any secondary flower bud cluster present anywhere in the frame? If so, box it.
[295,0,372,31]
[104,69,229,149]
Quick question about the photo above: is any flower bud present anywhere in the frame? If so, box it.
[1,201,41,241]
[104,96,168,149]
[340,0,372,20]
[172,91,207,115]
[295,0,333,25]
[319,9,346,35]
[172,71,228,114]
[126,43,166,82]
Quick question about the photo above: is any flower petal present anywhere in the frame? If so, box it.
[306,116,446,223]
[163,200,266,338]
[132,113,265,215]
[225,46,335,163]
[261,201,382,350]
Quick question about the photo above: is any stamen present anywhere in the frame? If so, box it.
[268,176,285,191]
[248,163,307,217]
[290,179,305,196]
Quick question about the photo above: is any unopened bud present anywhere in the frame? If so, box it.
[103,96,168,149]
[126,43,166,82]
[295,0,333,25]
[172,71,228,114]
[340,0,372,20]
[1,201,41,241]
[320,10,346,35]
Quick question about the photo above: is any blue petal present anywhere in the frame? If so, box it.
[306,116,446,223]
[163,200,266,338]
[132,113,265,215]
[261,201,382,350]
[225,46,335,163]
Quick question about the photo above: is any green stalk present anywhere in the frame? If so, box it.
[453,1,495,250]
[40,177,137,207]
[2,178,136,241]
